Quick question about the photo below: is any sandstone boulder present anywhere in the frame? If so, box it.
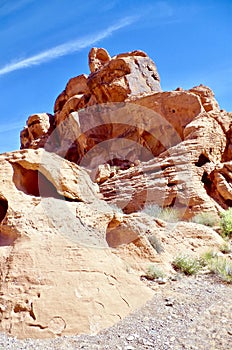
[0,149,156,338]
[87,49,161,104]
[189,84,220,112]
[88,47,111,73]
[20,113,55,150]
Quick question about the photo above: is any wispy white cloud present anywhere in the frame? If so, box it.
[0,121,24,133]
[0,16,137,76]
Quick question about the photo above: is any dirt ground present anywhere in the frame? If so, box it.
[1,273,231,350]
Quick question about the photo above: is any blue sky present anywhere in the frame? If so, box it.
[0,0,231,153]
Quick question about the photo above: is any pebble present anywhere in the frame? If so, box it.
[126,335,134,341]
[157,277,168,284]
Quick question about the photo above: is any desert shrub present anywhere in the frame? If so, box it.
[207,256,232,283]
[220,208,232,238]
[145,265,166,280]
[159,208,180,223]
[201,250,218,264]
[191,212,218,227]
[142,205,179,222]
[200,250,232,283]
[148,235,164,254]
[219,241,232,254]
[172,255,203,275]
[142,204,161,217]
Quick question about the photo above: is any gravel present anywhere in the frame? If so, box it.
[0,274,231,349]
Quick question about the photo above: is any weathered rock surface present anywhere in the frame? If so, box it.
[21,48,161,154]
[189,84,220,112]
[0,148,226,339]
[20,113,55,150]
[88,47,111,73]
[98,107,231,217]
[87,49,161,104]
[1,48,231,339]
[19,48,232,216]
[0,149,155,338]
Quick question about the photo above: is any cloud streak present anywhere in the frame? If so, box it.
[0,121,24,133]
[0,16,137,76]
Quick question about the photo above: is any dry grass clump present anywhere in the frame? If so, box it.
[172,255,202,275]
[191,212,219,227]
[145,265,167,280]
[142,204,180,222]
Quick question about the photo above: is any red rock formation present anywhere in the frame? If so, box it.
[1,47,231,339]
[19,48,232,217]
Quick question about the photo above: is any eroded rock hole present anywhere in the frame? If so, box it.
[195,154,210,167]
[12,163,62,198]
[0,195,8,223]
[107,158,133,170]
[201,171,212,195]
[225,199,232,207]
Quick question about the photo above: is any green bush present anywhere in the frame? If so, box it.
[200,250,232,283]
[172,255,203,275]
[207,256,232,283]
[201,250,218,264]
[220,208,232,238]
[145,265,166,280]
[191,212,219,227]
[219,241,232,254]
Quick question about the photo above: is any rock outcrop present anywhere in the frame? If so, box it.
[0,149,225,339]
[19,47,231,216]
[0,48,231,339]
[0,149,155,338]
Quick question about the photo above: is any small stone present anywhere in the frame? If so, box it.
[170,275,178,281]
[170,336,176,342]
[165,299,174,307]
[149,329,156,337]
[142,339,154,346]
[126,335,135,341]
[157,277,168,284]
